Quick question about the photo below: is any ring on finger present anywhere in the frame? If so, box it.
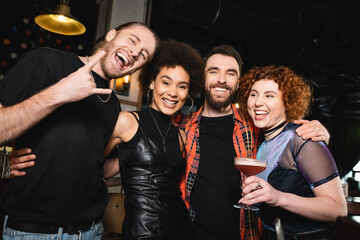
[256,182,263,190]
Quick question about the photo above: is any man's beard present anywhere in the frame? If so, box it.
[99,57,113,80]
[100,43,133,80]
[204,84,237,111]
[99,47,120,80]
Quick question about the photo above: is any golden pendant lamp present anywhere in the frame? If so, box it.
[35,0,86,35]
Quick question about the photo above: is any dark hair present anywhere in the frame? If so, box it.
[138,38,204,98]
[203,45,243,76]
[92,22,159,54]
[238,65,313,121]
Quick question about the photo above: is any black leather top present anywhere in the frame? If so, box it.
[117,107,192,240]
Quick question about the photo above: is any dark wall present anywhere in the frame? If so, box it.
[149,0,360,178]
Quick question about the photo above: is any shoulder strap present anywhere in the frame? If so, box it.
[129,111,139,122]
[129,111,145,136]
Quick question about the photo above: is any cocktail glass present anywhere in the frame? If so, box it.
[233,157,267,211]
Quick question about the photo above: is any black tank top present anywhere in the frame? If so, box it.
[117,107,192,240]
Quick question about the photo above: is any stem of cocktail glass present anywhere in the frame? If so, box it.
[244,118,260,238]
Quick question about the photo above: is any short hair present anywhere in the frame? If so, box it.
[238,65,313,122]
[138,38,204,98]
[203,45,243,76]
[92,22,159,54]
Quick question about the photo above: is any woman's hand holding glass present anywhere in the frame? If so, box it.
[239,175,282,207]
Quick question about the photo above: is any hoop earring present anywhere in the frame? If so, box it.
[147,89,153,105]
[184,96,194,113]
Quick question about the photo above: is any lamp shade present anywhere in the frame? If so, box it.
[35,3,86,35]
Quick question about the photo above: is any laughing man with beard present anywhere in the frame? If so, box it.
[177,45,330,240]
[0,22,157,240]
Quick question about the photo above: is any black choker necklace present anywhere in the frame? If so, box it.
[263,121,287,136]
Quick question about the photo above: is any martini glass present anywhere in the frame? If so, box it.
[233,157,267,211]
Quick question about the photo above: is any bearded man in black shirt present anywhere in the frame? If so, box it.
[178,45,330,240]
[0,22,157,240]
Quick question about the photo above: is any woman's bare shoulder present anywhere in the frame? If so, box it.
[114,111,139,140]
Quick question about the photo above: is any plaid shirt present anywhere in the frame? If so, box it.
[178,104,263,240]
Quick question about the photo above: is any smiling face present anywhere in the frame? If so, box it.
[204,54,240,113]
[247,79,287,131]
[100,25,157,80]
[150,66,190,116]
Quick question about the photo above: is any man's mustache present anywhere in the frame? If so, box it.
[209,83,232,90]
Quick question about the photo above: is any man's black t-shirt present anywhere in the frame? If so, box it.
[0,47,120,225]
[191,114,241,240]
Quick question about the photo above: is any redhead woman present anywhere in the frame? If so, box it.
[237,65,347,239]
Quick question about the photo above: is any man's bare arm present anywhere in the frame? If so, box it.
[0,89,63,144]
[0,50,111,144]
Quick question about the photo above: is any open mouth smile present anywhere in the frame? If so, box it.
[255,110,268,115]
[163,98,178,106]
[116,52,131,68]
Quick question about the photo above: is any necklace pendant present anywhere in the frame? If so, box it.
[163,138,166,152]
[148,107,171,154]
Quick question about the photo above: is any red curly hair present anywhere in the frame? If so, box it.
[238,65,313,122]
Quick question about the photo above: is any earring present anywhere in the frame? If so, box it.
[147,89,153,105]
[184,96,194,113]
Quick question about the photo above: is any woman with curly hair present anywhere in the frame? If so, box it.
[237,65,347,239]
[101,38,204,240]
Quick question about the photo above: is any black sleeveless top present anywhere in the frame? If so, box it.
[117,107,192,240]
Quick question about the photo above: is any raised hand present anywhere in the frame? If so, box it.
[9,148,36,177]
[50,50,112,104]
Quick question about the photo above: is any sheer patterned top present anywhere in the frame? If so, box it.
[257,123,339,236]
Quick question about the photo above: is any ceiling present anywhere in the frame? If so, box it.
[152,0,360,81]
